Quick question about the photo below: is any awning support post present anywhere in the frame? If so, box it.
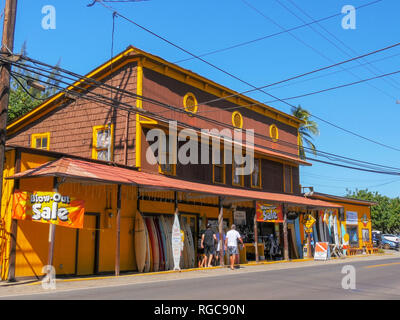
[253,200,259,263]
[115,184,121,276]
[283,203,289,261]
[47,177,59,268]
[218,196,224,267]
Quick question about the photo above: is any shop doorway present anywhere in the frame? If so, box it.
[75,212,100,276]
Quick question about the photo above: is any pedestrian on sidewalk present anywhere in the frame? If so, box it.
[201,223,217,267]
[225,224,243,270]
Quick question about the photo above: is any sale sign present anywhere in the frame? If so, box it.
[256,202,283,223]
[12,190,85,229]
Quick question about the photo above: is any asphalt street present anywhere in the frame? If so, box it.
[1,254,399,300]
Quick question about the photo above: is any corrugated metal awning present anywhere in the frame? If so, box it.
[7,157,341,209]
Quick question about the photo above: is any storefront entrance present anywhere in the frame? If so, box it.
[75,213,100,275]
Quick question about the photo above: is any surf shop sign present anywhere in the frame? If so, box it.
[12,190,85,229]
[256,203,284,223]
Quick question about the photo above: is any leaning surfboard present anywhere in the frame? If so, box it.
[148,218,160,272]
[134,212,147,272]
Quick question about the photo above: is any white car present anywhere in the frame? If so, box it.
[382,234,400,243]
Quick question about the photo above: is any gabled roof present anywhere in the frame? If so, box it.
[305,191,377,206]
[7,45,302,136]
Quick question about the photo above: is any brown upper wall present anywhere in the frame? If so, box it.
[7,63,138,167]
[142,67,299,158]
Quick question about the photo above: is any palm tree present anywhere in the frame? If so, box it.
[291,105,319,160]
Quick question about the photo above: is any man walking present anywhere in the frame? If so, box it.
[201,223,217,267]
[225,224,243,270]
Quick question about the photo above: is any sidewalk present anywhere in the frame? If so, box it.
[0,251,398,298]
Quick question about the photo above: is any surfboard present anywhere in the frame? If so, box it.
[318,211,325,242]
[160,215,170,270]
[185,223,195,268]
[288,223,299,259]
[144,219,151,272]
[150,218,161,272]
[134,212,147,272]
[313,223,319,243]
[153,217,165,271]
[145,218,158,272]
[157,217,168,271]
[294,217,303,259]
[333,214,339,245]
[165,215,175,270]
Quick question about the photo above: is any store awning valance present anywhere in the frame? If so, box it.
[8,157,341,209]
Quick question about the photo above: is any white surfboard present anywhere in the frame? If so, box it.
[172,213,182,271]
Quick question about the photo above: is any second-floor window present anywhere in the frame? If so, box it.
[159,135,176,175]
[92,124,113,161]
[232,160,244,187]
[31,132,50,150]
[251,158,261,188]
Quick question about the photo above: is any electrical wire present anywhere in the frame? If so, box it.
[8,60,400,175]
[93,0,400,153]
[7,54,400,171]
[173,0,384,64]
[262,69,400,104]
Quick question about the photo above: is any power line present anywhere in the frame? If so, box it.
[285,0,400,91]
[8,57,400,175]
[173,0,384,64]
[273,0,398,100]
[262,69,400,104]
[92,0,400,153]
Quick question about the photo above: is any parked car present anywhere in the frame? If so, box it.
[372,231,382,247]
[381,234,400,250]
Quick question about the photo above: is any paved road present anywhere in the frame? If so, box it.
[1,254,400,300]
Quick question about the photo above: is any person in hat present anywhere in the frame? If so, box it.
[201,223,217,267]
[225,224,243,270]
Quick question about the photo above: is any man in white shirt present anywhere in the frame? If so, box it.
[224,224,243,270]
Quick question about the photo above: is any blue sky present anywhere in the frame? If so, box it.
[9,0,400,198]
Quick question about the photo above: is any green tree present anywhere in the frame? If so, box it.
[346,188,400,233]
[291,105,319,160]
[8,42,62,123]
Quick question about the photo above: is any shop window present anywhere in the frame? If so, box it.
[283,165,292,193]
[269,124,279,142]
[92,124,113,161]
[362,228,370,242]
[31,132,50,150]
[251,158,261,188]
[158,135,176,176]
[213,163,225,184]
[347,226,359,247]
[232,160,244,187]
[183,92,198,115]
[232,111,243,129]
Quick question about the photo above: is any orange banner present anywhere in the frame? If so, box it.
[12,190,85,229]
[256,203,283,223]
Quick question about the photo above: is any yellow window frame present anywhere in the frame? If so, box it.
[183,92,198,115]
[283,164,293,194]
[31,132,50,150]
[250,158,262,189]
[232,160,244,187]
[92,124,114,161]
[158,134,176,176]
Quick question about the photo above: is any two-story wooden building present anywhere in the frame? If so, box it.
[0,46,342,280]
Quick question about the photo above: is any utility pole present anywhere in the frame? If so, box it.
[0,0,18,212]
